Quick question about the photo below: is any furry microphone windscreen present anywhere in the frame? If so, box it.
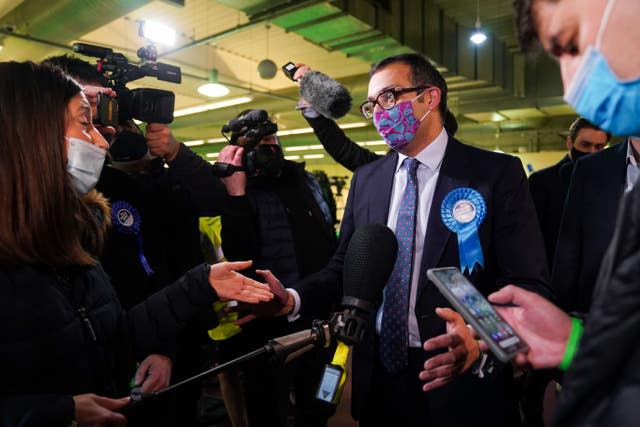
[299,71,352,119]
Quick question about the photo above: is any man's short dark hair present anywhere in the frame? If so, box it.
[568,117,611,142]
[369,53,448,117]
[514,0,560,53]
[42,54,108,86]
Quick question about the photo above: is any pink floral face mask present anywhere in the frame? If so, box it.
[373,94,430,151]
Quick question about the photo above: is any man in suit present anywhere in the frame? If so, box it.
[553,138,638,313]
[528,118,609,268]
[260,53,551,427]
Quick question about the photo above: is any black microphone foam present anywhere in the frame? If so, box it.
[299,71,352,120]
[72,43,113,58]
[342,223,398,312]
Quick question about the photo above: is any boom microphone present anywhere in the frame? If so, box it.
[299,71,352,120]
[339,224,398,345]
[72,43,114,58]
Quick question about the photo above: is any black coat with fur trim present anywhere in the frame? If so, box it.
[0,193,218,426]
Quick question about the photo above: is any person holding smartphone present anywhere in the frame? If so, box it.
[467,1,640,425]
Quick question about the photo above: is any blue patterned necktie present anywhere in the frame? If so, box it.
[380,157,420,374]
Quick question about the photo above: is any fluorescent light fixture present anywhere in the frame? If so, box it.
[338,122,368,129]
[277,127,314,136]
[303,154,324,159]
[184,139,205,147]
[285,155,301,160]
[141,21,176,46]
[374,151,387,155]
[284,145,323,152]
[278,122,367,137]
[470,31,487,44]
[356,140,386,147]
[207,137,228,143]
[206,152,219,158]
[173,96,254,117]
[198,83,229,97]
[208,160,216,165]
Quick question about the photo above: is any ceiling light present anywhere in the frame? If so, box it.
[470,31,487,45]
[470,0,487,45]
[184,140,205,147]
[278,122,368,137]
[198,69,229,98]
[140,21,176,46]
[0,41,3,52]
[173,96,254,117]
[285,155,301,161]
[303,154,324,159]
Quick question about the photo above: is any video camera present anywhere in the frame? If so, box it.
[72,42,181,125]
[213,109,281,178]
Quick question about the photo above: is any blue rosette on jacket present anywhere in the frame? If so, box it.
[441,188,486,274]
[111,200,154,275]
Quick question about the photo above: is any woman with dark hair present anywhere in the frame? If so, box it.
[0,61,273,426]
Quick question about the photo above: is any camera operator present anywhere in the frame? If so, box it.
[43,55,228,426]
[215,109,337,427]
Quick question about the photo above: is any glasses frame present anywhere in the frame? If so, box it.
[359,85,428,119]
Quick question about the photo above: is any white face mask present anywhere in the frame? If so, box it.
[66,137,106,194]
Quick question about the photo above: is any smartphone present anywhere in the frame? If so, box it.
[282,62,298,81]
[316,364,343,404]
[426,267,528,362]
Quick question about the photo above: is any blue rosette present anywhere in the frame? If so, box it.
[440,188,486,274]
[111,200,154,276]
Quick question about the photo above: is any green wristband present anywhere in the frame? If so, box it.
[559,317,584,371]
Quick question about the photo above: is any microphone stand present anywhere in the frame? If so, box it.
[129,319,334,406]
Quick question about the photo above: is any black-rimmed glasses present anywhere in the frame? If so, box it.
[359,86,427,119]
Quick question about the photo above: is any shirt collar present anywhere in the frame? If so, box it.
[396,127,448,172]
[628,137,640,167]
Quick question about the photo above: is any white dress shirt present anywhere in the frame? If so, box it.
[376,128,448,347]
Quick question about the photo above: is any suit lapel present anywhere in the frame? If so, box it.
[367,152,398,224]
[417,138,470,297]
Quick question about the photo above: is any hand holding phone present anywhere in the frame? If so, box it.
[427,267,528,362]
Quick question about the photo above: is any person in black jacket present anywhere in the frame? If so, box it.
[528,118,609,269]
[0,61,273,427]
[215,112,337,427]
[475,1,640,426]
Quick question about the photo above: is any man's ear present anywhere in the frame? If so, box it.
[565,137,573,151]
[420,87,441,111]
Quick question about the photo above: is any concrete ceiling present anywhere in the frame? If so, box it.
[0,0,577,165]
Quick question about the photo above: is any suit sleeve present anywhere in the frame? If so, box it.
[291,169,361,318]
[303,114,381,172]
[166,143,228,217]
[552,162,585,311]
[492,157,553,300]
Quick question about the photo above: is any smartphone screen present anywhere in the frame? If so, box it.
[316,365,342,403]
[427,267,528,361]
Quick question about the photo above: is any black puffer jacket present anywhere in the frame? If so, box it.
[0,262,217,426]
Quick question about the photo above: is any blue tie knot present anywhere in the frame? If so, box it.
[403,158,420,177]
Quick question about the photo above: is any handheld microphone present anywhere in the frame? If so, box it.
[222,109,268,133]
[298,71,352,120]
[338,223,397,345]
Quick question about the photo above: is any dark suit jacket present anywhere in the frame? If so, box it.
[295,136,551,426]
[552,141,628,313]
[528,155,572,268]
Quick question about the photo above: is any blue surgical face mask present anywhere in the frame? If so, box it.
[66,136,106,194]
[564,0,640,137]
